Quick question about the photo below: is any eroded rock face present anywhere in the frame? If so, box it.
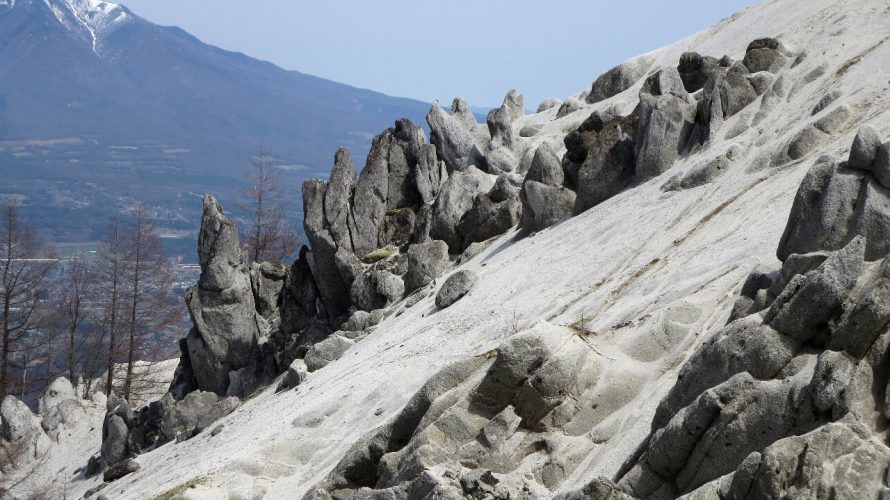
[431,166,496,252]
[778,151,890,261]
[185,196,261,396]
[634,68,696,181]
[564,132,890,500]
[458,174,522,245]
[564,111,638,214]
[427,101,486,173]
[304,322,616,499]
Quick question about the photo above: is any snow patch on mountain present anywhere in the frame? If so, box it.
[33,0,132,55]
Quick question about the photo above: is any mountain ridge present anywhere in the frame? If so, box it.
[4,0,890,498]
[0,0,433,258]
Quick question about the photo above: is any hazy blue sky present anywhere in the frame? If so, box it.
[123,1,757,108]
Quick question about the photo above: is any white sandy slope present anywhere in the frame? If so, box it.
[19,0,890,498]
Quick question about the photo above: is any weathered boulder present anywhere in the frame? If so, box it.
[106,393,132,422]
[427,102,486,172]
[766,236,864,342]
[568,111,637,213]
[374,270,405,304]
[1,395,40,442]
[661,153,731,192]
[185,196,260,395]
[501,89,524,123]
[723,419,890,499]
[518,141,577,232]
[677,52,721,93]
[848,126,882,172]
[304,333,360,372]
[101,414,129,466]
[325,148,358,251]
[390,120,426,206]
[435,271,478,309]
[634,68,696,180]
[486,106,514,149]
[537,98,562,113]
[103,458,140,482]
[347,134,389,258]
[430,166,496,252]
[404,240,451,294]
[653,315,798,428]
[415,144,449,205]
[251,261,287,324]
[349,271,387,312]
[484,145,519,174]
[586,57,652,103]
[458,175,522,245]
[342,310,373,332]
[450,97,478,128]
[279,359,309,391]
[777,155,890,261]
[558,478,635,500]
[831,254,890,357]
[158,391,221,442]
[38,377,75,415]
[622,372,824,497]
[519,181,576,232]
[41,399,87,434]
[525,142,564,187]
[718,62,759,118]
[874,142,890,189]
[747,70,777,95]
[556,97,584,119]
[742,37,791,73]
[810,350,856,411]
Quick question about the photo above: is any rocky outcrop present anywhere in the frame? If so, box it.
[302,121,450,318]
[457,174,523,245]
[519,142,576,232]
[98,389,240,477]
[778,140,890,261]
[427,101,486,173]
[564,110,638,214]
[183,196,261,396]
[517,36,794,234]
[303,322,624,499]
[634,67,696,180]
[431,166,496,251]
[562,131,890,499]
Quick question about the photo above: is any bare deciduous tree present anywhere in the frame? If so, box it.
[98,216,126,397]
[53,256,98,386]
[238,147,299,264]
[0,199,53,399]
[120,206,181,403]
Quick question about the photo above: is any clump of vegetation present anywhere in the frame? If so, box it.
[155,477,205,500]
[361,245,399,264]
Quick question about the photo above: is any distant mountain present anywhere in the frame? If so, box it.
[0,0,430,259]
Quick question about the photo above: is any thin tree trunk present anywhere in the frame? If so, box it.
[105,263,118,397]
[1,219,11,398]
[124,215,142,402]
